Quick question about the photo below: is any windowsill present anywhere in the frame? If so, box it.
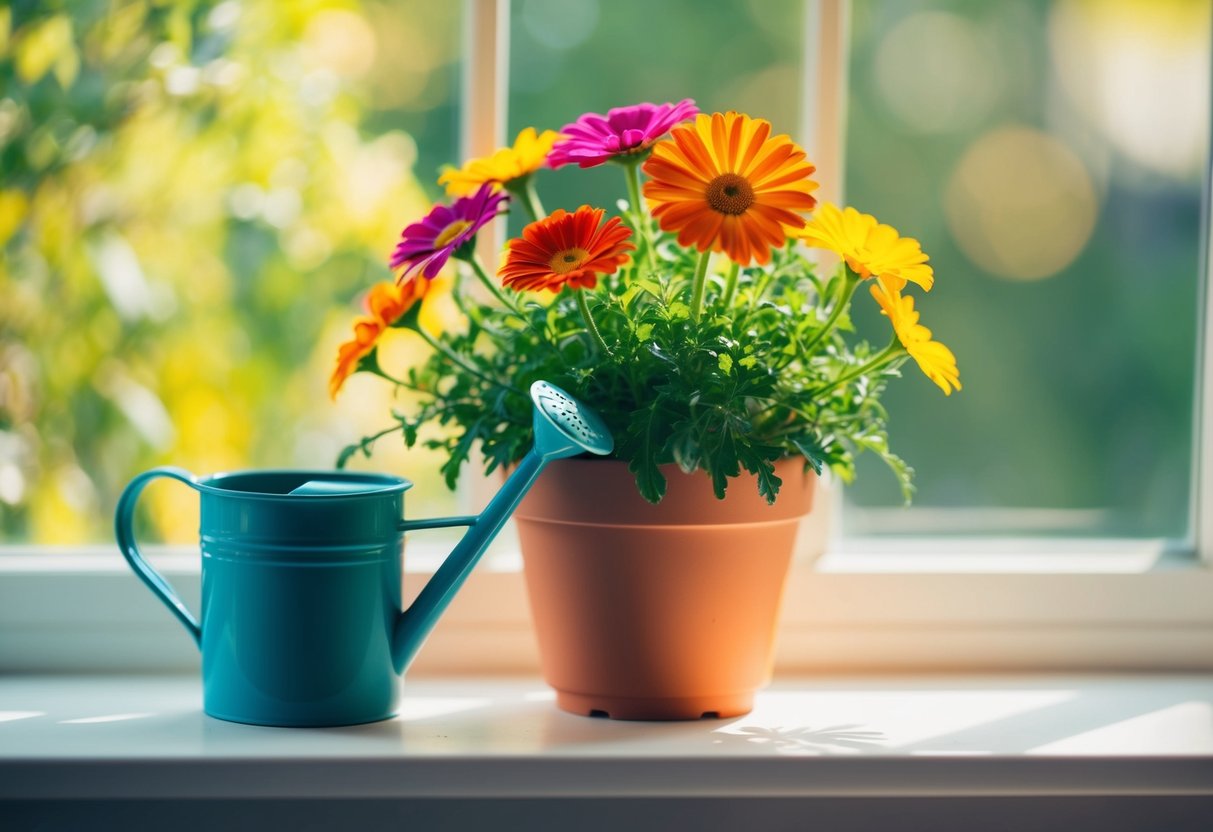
[2,673,1211,828]
[4,544,1213,675]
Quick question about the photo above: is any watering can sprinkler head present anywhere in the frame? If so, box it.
[529,380,614,461]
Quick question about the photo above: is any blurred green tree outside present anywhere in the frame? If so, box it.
[0,0,461,543]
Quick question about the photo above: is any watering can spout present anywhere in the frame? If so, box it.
[390,453,542,673]
[391,381,613,675]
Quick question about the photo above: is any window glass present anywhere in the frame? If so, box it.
[8,0,1208,548]
[842,0,1210,539]
[507,0,806,229]
[0,1,462,543]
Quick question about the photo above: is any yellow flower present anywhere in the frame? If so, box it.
[870,284,961,395]
[437,127,564,196]
[799,203,934,293]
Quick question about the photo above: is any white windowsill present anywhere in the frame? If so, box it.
[4,539,1213,675]
[1,673,1211,829]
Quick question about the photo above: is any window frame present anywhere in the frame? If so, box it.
[3,0,1213,675]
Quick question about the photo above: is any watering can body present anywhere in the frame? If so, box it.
[118,469,430,726]
[200,471,406,726]
[115,382,611,727]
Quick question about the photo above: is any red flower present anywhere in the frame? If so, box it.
[499,206,634,293]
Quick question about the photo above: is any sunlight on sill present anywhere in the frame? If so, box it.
[716,688,1077,755]
[0,711,44,723]
[60,712,153,725]
[396,697,493,721]
[1027,701,1213,755]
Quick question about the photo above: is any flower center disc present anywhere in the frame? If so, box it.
[705,173,755,216]
[549,247,589,275]
[434,219,473,248]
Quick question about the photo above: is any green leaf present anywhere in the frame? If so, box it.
[880,450,917,505]
[648,342,675,364]
[738,445,782,504]
[336,443,361,469]
[706,428,741,499]
[440,420,483,491]
[628,454,666,504]
[627,404,668,503]
[669,420,701,473]
[790,434,828,476]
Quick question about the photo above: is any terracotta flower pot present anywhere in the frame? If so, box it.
[514,457,815,720]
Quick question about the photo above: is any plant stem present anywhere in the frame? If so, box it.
[356,421,405,447]
[623,160,658,276]
[749,268,776,311]
[367,364,427,394]
[800,266,861,356]
[507,177,546,222]
[749,397,822,436]
[812,337,907,399]
[414,325,522,394]
[720,261,740,308]
[689,249,711,322]
[575,290,611,356]
[526,179,546,219]
[467,251,557,343]
[450,265,499,332]
[467,253,520,312]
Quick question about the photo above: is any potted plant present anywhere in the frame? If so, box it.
[330,100,961,720]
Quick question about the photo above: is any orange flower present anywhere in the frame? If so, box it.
[329,279,428,399]
[642,111,817,265]
[499,205,635,293]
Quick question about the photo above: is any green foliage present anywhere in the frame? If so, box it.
[343,217,917,505]
[1,0,454,541]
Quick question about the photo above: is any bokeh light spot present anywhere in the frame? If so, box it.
[304,10,377,79]
[1049,0,1211,179]
[521,0,600,51]
[874,11,1002,134]
[945,126,1098,281]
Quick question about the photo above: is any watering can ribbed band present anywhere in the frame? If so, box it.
[200,535,401,562]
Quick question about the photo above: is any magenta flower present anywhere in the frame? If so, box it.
[547,99,700,169]
[389,183,507,280]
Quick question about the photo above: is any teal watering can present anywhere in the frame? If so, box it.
[115,381,612,726]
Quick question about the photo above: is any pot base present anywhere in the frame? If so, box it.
[555,690,754,721]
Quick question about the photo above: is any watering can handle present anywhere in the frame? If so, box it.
[114,466,203,648]
[398,516,478,532]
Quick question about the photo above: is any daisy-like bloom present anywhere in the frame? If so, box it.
[437,127,563,196]
[329,279,428,399]
[389,184,506,281]
[499,205,635,293]
[798,203,934,293]
[642,111,818,265]
[870,284,961,395]
[547,99,699,169]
